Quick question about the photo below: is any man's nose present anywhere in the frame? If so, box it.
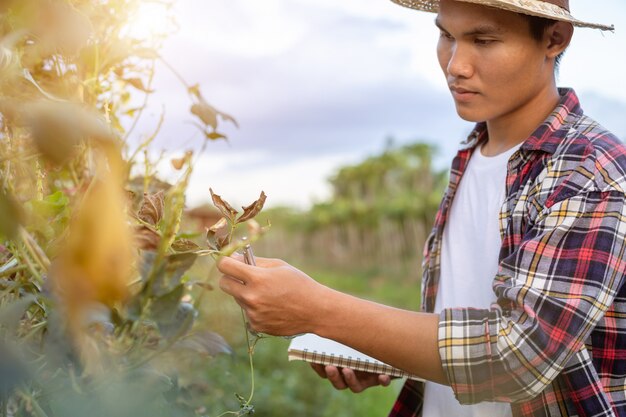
[447,44,473,79]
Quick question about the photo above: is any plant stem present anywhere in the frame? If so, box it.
[0,265,26,278]
[20,228,50,271]
[123,59,157,145]
[159,57,190,90]
[241,308,255,405]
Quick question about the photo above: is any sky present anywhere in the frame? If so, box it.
[128,0,626,209]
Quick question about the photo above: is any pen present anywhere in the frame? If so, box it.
[242,237,256,266]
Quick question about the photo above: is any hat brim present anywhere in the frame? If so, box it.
[390,0,614,31]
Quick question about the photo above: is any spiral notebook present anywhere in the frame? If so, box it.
[287,333,423,381]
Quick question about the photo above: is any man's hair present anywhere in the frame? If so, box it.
[523,15,566,70]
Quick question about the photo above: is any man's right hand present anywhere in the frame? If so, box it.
[310,364,392,393]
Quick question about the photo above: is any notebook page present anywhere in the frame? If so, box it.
[288,333,385,364]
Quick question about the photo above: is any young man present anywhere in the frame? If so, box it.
[218,0,626,415]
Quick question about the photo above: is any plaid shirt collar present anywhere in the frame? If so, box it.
[459,88,584,155]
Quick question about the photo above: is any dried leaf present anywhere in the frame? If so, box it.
[187,84,202,100]
[209,188,238,222]
[219,111,239,129]
[123,107,142,117]
[236,191,267,224]
[51,169,136,314]
[206,217,230,250]
[190,102,217,130]
[204,131,227,141]
[134,225,160,251]
[124,77,154,93]
[29,103,83,164]
[138,191,165,225]
[28,102,116,164]
[171,157,185,170]
[0,189,22,239]
[170,150,193,171]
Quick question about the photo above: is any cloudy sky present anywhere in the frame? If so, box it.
[128,0,626,209]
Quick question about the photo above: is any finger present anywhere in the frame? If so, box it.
[378,374,392,387]
[310,363,327,379]
[219,274,246,296]
[325,366,347,390]
[249,256,284,268]
[341,368,365,393]
[217,256,256,284]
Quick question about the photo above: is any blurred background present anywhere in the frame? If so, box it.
[136,0,626,208]
[1,0,623,416]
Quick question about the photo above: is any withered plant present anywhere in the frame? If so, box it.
[0,1,266,416]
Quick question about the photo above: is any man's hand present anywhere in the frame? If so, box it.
[218,253,446,384]
[218,254,330,336]
[310,364,392,393]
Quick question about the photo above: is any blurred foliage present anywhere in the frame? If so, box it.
[309,142,446,229]
[253,141,447,283]
[0,0,268,416]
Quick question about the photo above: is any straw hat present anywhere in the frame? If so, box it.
[389,0,614,31]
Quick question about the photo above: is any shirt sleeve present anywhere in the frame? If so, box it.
[437,190,626,404]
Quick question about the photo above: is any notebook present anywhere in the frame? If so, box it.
[287,333,423,381]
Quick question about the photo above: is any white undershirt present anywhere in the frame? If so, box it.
[422,143,520,417]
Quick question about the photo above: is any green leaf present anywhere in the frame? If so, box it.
[173,330,232,356]
[29,191,70,218]
[152,252,198,296]
[151,285,197,338]
[166,252,198,281]
[140,251,158,284]
[171,239,200,253]
[151,284,184,324]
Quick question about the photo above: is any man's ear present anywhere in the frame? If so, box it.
[545,21,573,58]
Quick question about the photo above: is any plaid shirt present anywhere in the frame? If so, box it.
[389,89,626,417]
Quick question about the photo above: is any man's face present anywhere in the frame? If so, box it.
[436,0,551,123]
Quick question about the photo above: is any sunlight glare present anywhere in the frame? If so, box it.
[125,2,174,42]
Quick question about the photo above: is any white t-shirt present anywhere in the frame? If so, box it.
[422,143,521,417]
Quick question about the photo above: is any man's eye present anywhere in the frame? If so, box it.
[439,31,453,40]
[474,38,494,45]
